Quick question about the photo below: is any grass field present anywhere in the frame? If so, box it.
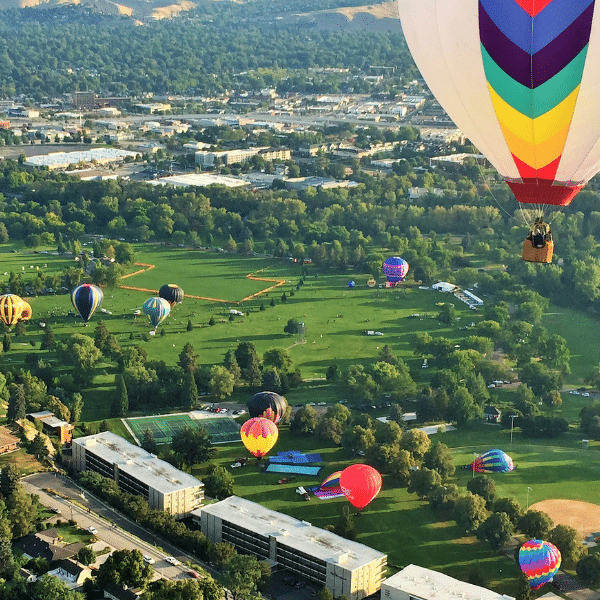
[192,423,600,596]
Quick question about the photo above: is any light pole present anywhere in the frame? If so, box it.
[509,415,518,450]
[527,486,532,511]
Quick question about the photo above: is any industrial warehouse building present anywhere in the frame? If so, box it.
[192,496,386,600]
[381,565,514,600]
[72,432,203,519]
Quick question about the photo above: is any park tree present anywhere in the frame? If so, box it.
[32,574,85,600]
[344,364,379,402]
[335,506,355,540]
[243,353,262,386]
[400,429,431,459]
[342,425,376,455]
[317,587,334,600]
[576,554,600,585]
[372,360,417,399]
[549,524,587,568]
[437,303,456,325]
[389,449,415,485]
[223,350,242,384]
[476,512,514,550]
[325,403,352,427]
[467,476,497,509]
[515,573,532,600]
[77,546,96,566]
[47,396,70,423]
[97,549,152,589]
[422,441,455,478]
[518,510,554,539]
[428,483,461,512]
[6,485,38,538]
[234,342,259,371]
[57,333,102,384]
[171,426,215,466]
[315,416,344,445]
[209,366,235,400]
[94,320,111,352]
[493,497,524,526]
[365,444,399,474]
[448,386,482,425]
[181,370,199,410]
[178,342,198,374]
[283,318,300,335]
[111,374,129,418]
[388,403,406,427]
[7,384,26,423]
[453,492,489,532]
[141,429,156,454]
[263,348,293,372]
[69,393,84,423]
[519,361,561,397]
[290,405,318,436]
[222,554,263,600]
[203,465,234,500]
[0,464,20,499]
[209,541,237,570]
[408,467,442,499]
[376,420,403,446]
[2,334,10,353]
[262,367,281,392]
[31,433,49,461]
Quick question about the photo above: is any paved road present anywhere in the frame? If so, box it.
[22,472,207,581]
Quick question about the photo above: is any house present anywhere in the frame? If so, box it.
[484,406,502,424]
[104,583,143,600]
[27,411,74,444]
[0,426,19,453]
[18,568,37,583]
[13,532,84,562]
[47,559,92,588]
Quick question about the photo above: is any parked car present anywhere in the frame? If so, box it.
[188,570,200,579]
[143,555,155,565]
[86,526,98,535]
[165,556,180,566]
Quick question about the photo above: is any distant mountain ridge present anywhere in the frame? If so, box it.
[0,0,400,30]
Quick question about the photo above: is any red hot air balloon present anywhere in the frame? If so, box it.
[339,464,382,510]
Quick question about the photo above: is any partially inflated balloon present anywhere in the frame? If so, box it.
[240,417,278,458]
[71,284,103,323]
[471,449,515,473]
[142,297,171,330]
[0,294,32,326]
[519,539,561,589]
[339,464,382,510]
[247,392,288,424]
[159,284,184,308]
[398,1,600,209]
[383,257,409,282]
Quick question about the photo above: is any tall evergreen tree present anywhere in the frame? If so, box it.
[178,342,198,374]
[94,320,111,352]
[2,335,10,353]
[69,393,84,423]
[7,384,26,423]
[181,371,198,410]
[142,429,156,454]
[112,375,129,418]
[0,464,20,499]
[223,350,241,384]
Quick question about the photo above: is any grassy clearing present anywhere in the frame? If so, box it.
[0,448,46,476]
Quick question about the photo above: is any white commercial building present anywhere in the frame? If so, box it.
[72,431,204,519]
[24,148,139,170]
[149,173,249,189]
[432,281,456,293]
[193,496,386,600]
[381,565,514,600]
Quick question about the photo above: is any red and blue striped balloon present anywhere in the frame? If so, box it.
[382,257,409,282]
[519,539,561,589]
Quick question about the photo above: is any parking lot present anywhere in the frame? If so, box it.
[262,571,319,600]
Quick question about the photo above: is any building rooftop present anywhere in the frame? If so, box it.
[383,565,514,600]
[25,148,138,168]
[150,173,248,189]
[195,496,385,570]
[74,431,203,495]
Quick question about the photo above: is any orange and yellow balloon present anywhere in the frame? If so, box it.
[240,417,279,459]
[0,294,32,326]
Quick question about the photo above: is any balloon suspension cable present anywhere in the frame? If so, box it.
[474,161,521,223]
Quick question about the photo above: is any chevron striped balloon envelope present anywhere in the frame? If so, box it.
[398,1,600,216]
[519,539,561,589]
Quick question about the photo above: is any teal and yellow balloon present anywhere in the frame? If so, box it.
[142,297,171,330]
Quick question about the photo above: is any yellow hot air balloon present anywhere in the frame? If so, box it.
[240,417,279,459]
[0,294,32,326]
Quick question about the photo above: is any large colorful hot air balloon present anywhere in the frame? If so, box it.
[398,1,600,260]
[314,471,344,499]
[383,257,409,282]
[339,464,382,510]
[159,284,184,308]
[247,391,288,424]
[0,294,32,326]
[519,539,561,589]
[142,297,171,330]
[471,449,515,473]
[71,284,103,324]
[240,417,279,459]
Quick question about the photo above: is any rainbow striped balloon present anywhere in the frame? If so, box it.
[399,1,600,209]
[519,539,561,589]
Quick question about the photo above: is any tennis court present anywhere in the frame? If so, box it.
[126,413,241,445]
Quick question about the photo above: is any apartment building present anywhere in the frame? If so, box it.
[72,431,203,519]
[193,496,386,600]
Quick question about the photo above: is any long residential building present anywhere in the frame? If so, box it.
[382,565,515,600]
[72,432,203,519]
[195,147,291,167]
[192,496,386,600]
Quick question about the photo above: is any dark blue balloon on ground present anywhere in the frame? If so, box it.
[348,281,355,288]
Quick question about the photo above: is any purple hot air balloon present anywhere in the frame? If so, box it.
[383,257,409,282]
